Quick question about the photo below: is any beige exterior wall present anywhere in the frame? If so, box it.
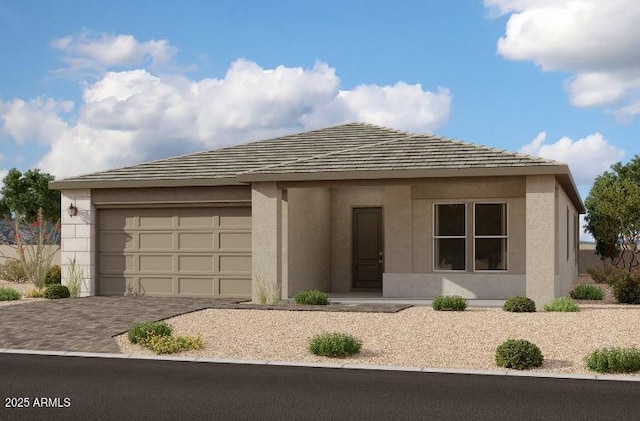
[92,186,251,205]
[525,175,556,308]
[60,189,96,296]
[0,246,61,266]
[556,181,579,296]
[285,187,331,296]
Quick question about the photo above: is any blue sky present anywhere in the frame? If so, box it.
[1,1,639,237]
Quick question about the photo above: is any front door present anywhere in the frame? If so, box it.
[352,207,383,289]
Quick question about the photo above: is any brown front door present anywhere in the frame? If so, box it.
[352,207,383,289]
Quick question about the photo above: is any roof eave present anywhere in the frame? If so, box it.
[49,177,247,190]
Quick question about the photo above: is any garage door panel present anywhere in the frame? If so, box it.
[100,255,130,273]
[100,210,134,229]
[178,232,213,249]
[139,214,174,228]
[139,233,174,249]
[179,278,215,295]
[100,232,132,252]
[99,276,129,295]
[139,277,174,295]
[219,255,251,272]
[220,278,251,296]
[219,232,251,250]
[139,255,174,272]
[179,255,214,272]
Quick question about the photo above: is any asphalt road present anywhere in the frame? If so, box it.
[0,353,637,420]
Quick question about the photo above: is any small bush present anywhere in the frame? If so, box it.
[127,321,173,344]
[503,296,536,313]
[586,348,640,374]
[543,297,579,312]
[295,289,330,305]
[586,264,623,284]
[43,284,70,299]
[0,260,26,283]
[140,334,204,355]
[570,284,604,300]
[24,288,44,298]
[44,265,62,286]
[0,287,21,301]
[309,332,362,358]
[255,276,280,305]
[432,295,467,311]
[495,339,543,370]
[609,272,640,304]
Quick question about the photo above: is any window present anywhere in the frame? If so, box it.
[474,203,507,271]
[434,204,466,270]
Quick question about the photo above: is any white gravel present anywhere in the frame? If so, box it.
[0,281,45,306]
[115,304,640,376]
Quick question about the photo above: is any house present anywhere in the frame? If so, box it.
[49,123,584,307]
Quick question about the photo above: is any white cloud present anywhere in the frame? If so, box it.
[519,131,625,185]
[486,0,640,118]
[0,169,7,190]
[0,51,451,179]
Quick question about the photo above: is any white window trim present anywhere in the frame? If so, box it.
[433,202,467,272]
[472,202,508,272]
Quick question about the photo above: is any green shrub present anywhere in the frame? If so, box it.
[44,265,62,286]
[432,295,467,311]
[586,348,640,373]
[570,284,605,300]
[495,339,543,370]
[503,296,536,312]
[139,334,204,355]
[543,297,579,312]
[0,260,26,283]
[609,272,640,304]
[0,287,22,301]
[127,321,173,344]
[294,289,330,305]
[309,332,362,358]
[43,284,70,299]
[24,288,44,298]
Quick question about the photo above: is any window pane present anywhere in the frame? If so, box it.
[436,204,465,236]
[436,238,466,270]
[475,204,506,236]
[475,238,507,270]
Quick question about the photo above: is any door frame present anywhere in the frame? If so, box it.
[351,206,384,290]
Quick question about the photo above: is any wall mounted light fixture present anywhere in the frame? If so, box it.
[67,203,78,217]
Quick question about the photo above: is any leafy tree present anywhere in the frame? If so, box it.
[0,168,61,223]
[585,156,640,270]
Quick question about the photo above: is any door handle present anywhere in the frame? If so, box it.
[378,252,383,264]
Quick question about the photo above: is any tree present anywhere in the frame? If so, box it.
[0,168,61,223]
[585,156,640,270]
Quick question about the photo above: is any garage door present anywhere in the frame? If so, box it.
[97,207,251,298]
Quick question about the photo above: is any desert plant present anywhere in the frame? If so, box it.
[543,297,580,312]
[495,339,544,370]
[255,275,280,305]
[503,296,536,313]
[586,264,624,284]
[0,287,21,301]
[24,288,44,298]
[309,332,362,358]
[139,334,204,354]
[432,295,467,311]
[609,271,640,304]
[127,321,173,344]
[65,258,84,298]
[569,284,605,300]
[0,259,27,283]
[43,284,70,299]
[45,265,61,285]
[294,289,330,305]
[586,348,640,374]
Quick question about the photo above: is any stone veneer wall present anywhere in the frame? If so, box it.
[60,189,95,296]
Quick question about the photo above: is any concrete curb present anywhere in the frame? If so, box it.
[1,348,639,382]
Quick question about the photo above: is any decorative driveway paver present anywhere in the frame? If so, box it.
[0,297,244,353]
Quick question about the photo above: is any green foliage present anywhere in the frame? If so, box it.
[294,289,330,305]
[432,295,468,311]
[586,348,640,373]
[0,259,27,283]
[127,321,173,344]
[503,296,536,313]
[24,288,44,298]
[43,284,70,299]
[139,334,204,355]
[308,333,362,358]
[0,168,61,224]
[609,271,640,304]
[44,265,61,285]
[569,284,605,300]
[0,287,21,301]
[543,297,579,312]
[584,156,640,270]
[495,339,543,370]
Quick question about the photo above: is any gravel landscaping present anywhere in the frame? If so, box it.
[115,304,640,376]
[0,280,45,306]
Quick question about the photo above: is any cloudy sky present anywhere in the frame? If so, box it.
[1,1,639,238]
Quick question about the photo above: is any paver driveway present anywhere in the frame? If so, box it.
[0,297,244,353]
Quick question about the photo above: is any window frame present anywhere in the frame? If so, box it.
[472,202,509,272]
[432,202,467,272]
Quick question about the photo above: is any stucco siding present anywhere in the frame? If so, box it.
[384,185,412,273]
[286,187,331,296]
[251,182,282,300]
[556,181,579,296]
[383,273,525,299]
